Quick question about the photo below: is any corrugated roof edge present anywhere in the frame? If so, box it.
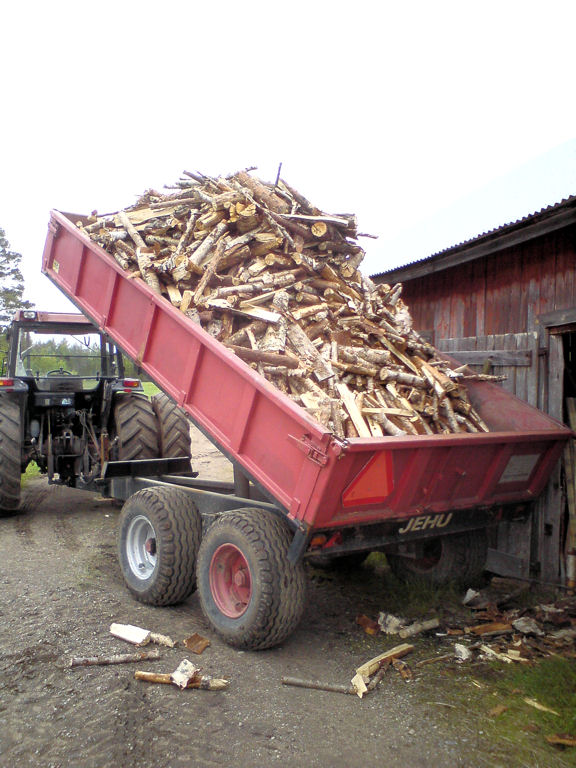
[371,194,576,282]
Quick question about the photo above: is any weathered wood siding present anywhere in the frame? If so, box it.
[400,225,576,343]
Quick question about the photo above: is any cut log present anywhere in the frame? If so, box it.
[188,219,229,269]
[165,283,182,307]
[235,171,290,214]
[335,381,371,438]
[135,670,229,690]
[226,344,300,369]
[281,676,355,696]
[355,643,414,677]
[80,168,491,439]
[287,323,334,381]
[69,649,162,667]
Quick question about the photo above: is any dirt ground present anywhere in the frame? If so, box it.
[0,429,571,768]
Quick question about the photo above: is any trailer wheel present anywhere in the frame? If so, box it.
[196,509,307,650]
[113,393,159,460]
[118,486,202,605]
[151,392,191,459]
[387,530,488,586]
[0,397,22,515]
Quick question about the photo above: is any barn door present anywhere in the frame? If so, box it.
[437,332,540,406]
[437,332,541,579]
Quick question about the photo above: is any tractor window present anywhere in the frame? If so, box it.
[16,330,116,380]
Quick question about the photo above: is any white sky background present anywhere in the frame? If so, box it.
[1,0,576,310]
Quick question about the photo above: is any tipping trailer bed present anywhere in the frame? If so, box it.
[41,209,573,650]
[42,211,570,555]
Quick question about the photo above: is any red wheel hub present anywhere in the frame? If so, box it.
[209,543,252,618]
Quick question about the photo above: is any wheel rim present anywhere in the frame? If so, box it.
[126,515,157,580]
[209,543,252,618]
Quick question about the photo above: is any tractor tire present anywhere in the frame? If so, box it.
[118,486,202,605]
[151,392,191,459]
[0,397,21,515]
[387,530,488,586]
[113,393,159,461]
[196,509,307,650]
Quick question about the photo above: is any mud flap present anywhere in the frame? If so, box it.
[287,526,311,564]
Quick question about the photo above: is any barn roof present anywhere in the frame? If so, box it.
[371,194,576,283]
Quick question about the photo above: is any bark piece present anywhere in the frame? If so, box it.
[149,632,176,648]
[171,659,200,689]
[183,633,211,654]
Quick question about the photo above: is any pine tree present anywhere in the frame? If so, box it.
[0,227,34,331]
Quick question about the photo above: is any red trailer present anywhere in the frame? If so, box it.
[41,210,571,649]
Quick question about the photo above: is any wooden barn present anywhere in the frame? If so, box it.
[372,194,576,584]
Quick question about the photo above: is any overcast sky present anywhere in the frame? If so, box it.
[2,1,575,311]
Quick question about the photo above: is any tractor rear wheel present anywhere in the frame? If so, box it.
[113,393,159,461]
[151,392,191,459]
[0,397,21,516]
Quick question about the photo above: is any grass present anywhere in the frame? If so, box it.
[22,461,41,487]
[437,657,576,767]
[492,657,576,732]
[141,380,160,398]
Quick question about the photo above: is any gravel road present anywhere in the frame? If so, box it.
[0,430,567,768]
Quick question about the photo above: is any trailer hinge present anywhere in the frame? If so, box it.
[288,434,329,466]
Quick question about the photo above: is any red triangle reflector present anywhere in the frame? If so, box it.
[342,452,394,508]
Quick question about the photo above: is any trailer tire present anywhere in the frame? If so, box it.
[387,530,488,586]
[113,393,159,460]
[0,397,21,515]
[197,509,307,650]
[118,486,202,605]
[151,392,191,459]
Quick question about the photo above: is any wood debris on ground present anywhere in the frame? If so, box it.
[76,168,498,438]
[68,649,162,668]
[135,662,229,691]
[352,643,414,697]
[376,612,440,639]
[358,580,575,666]
[110,622,175,648]
[281,643,414,699]
[183,632,211,654]
[449,586,576,665]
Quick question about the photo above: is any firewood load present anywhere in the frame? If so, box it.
[76,169,493,439]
